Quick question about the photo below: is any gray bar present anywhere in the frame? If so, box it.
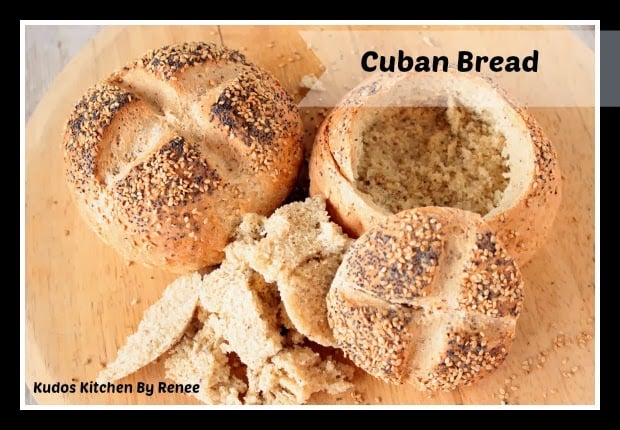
[602,31,619,107]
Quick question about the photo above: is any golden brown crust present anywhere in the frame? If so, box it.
[63,42,303,273]
[342,210,443,301]
[327,207,524,390]
[131,42,250,81]
[309,122,389,237]
[419,328,512,391]
[485,103,562,264]
[309,70,561,266]
[327,287,415,384]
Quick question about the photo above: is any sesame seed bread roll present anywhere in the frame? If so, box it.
[63,42,303,273]
[327,207,524,390]
[309,70,561,266]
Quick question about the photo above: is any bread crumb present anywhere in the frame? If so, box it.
[350,390,365,404]
[422,36,439,47]
[300,74,326,92]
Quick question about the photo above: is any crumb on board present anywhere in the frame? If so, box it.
[300,74,326,92]
[350,390,365,404]
[496,327,593,403]
[422,36,440,47]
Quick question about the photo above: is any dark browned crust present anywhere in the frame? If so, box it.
[420,330,510,391]
[328,207,525,391]
[64,82,134,191]
[327,288,414,384]
[342,211,443,302]
[135,41,249,80]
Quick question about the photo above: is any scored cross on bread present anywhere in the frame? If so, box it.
[328,207,524,390]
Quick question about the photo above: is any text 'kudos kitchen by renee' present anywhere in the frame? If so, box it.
[32,381,200,396]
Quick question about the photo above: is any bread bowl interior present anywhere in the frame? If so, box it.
[348,74,535,220]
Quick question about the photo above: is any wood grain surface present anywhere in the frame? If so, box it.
[25,25,596,406]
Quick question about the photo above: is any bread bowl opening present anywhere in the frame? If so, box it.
[356,102,510,217]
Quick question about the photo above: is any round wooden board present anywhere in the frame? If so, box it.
[25,25,596,406]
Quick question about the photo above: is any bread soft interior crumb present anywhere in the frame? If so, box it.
[99,197,355,404]
[356,103,509,216]
[245,346,355,405]
[228,196,352,346]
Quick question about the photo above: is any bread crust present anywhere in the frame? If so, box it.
[309,70,561,266]
[63,42,303,273]
[327,207,524,390]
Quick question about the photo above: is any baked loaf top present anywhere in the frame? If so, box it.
[63,42,303,273]
[310,70,561,266]
[327,206,524,390]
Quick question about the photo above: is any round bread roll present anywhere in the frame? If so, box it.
[309,70,561,266]
[63,42,303,273]
[327,207,524,390]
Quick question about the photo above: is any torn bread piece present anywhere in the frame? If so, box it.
[199,258,283,369]
[97,272,202,383]
[164,260,353,404]
[277,254,345,346]
[99,197,356,404]
[165,323,247,405]
[227,196,352,346]
[246,196,351,282]
[245,346,355,405]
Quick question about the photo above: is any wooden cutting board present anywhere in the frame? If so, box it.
[25,25,596,406]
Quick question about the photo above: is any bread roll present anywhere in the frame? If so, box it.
[63,42,303,273]
[309,70,561,266]
[327,207,524,390]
